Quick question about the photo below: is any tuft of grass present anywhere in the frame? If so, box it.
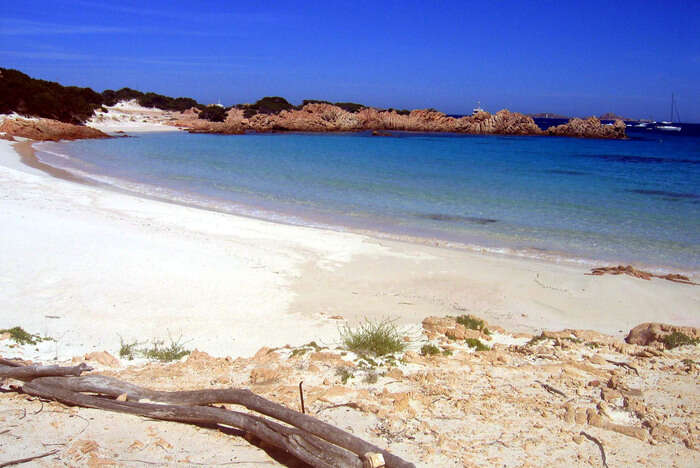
[363,372,379,384]
[340,319,407,357]
[455,315,490,335]
[526,333,549,346]
[465,338,490,352]
[442,348,454,356]
[118,335,191,362]
[142,337,191,362]
[420,344,441,356]
[562,336,583,344]
[662,332,699,350]
[335,367,354,384]
[0,327,51,345]
[119,338,140,360]
[585,341,601,349]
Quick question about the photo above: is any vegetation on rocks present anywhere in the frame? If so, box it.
[456,314,491,335]
[662,332,699,350]
[0,68,103,124]
[339,319,407,357]
[464,337,490,351]
[118,336,190,362]
[0,326,52,346]
[199,105,227,122]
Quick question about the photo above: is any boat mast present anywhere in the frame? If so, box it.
[670,93,674,123]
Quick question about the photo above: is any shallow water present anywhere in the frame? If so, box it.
[36,130,700,271]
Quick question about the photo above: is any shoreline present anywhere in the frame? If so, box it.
[1,136,698,364]
[32,136,699,277]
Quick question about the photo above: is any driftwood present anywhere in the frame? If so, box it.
[586,265,698,285]
[1,360,415,468]
[0,449,59,467]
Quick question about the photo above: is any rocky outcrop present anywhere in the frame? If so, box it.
[545,117,626,139]
[171,104,625,139]
[0,118,110,141]
[625,323,699,346]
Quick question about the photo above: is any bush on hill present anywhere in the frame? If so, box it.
[199,105,226,122]
[0,68,103,124]
[334,102,366,113]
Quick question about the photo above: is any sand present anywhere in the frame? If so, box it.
[0,137,698,364]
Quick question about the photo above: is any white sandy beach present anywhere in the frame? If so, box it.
[0,135,698,363]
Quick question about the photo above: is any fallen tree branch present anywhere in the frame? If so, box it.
[0,363,92,381]
[606,359,640,376]
[536,380,568,398]
[23,379,360,468]
[2,361,415,468]
[586,265,698,285]
[580,431,608,468]
[27,374,414,468]
[0,449,58,467]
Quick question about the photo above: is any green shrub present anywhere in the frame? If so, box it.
[142,337,190,362]
[335,367,354,384]
[199,105,226,122]
[119,338,140,360]
[340,319,407,357]
[465,338,490,351]
[455,315,490,335]
[662,332,699,350]
[0,326,49,345]
[420,344,440,356]
[526,333,549,346]
[363,372,379,384]
[118,336,190,361]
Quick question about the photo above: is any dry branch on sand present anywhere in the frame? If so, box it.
[587,265,698,285]
[0,358,414,468]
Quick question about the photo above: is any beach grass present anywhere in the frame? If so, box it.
[455,315,491,335]
[339,319,407,357]
[0,326,52,346]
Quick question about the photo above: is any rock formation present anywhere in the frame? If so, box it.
[169,103,625,139]
[625,323,700,346]
[545,117,626,139]
[0,118,110,141]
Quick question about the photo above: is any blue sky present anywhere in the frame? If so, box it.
[2,0,699,121]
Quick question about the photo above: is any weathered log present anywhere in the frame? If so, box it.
[0,363,92,381]
[23,379,361,468]
[29,375,414,468]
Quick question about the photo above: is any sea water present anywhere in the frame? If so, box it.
[35,129,700,271]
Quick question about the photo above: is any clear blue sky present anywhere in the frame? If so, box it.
[2,0,699,121]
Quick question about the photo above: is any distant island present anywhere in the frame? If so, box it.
[0,68,626,140]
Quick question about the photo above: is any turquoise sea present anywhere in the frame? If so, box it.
[35,129,700,271]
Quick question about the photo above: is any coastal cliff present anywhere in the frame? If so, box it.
[173,103,626,139]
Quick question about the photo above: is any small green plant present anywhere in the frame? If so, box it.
[0,327,51,345]
[290,347,309,358]
[119,338,140,360]
[442,348,454,356]
[526,333,549,346]
[465,338,490,351]
[455,315,490,335]
[339,319,407,357]
[420,344,441,356]
[585,341,601,349]
[336,367,354,384]
[363,372,379,384]
[662,332,699,350]
[562,336,583,344]
[142,337,191,362]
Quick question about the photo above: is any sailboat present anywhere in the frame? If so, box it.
[657,93,681,132]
